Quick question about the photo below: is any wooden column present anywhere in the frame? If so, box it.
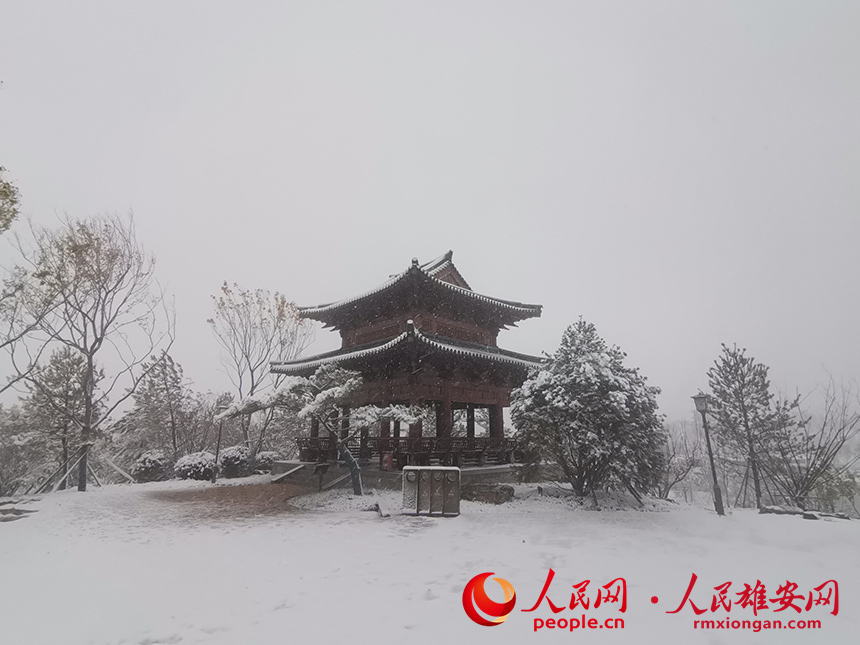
[408,419,423,438]
[488,405,504,438]
[466,405,476,438]
[407,400,425,466]
[360,426,369,459]
[435,400,452,438]
[393,420,401,438]
[435,403,443,437]
[379,417,392,471]
[408,399,423,438]
[310,416,319,438]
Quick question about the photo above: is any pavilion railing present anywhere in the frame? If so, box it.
[296,436,519,468]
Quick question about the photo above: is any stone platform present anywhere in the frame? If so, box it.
[271,460,519,491]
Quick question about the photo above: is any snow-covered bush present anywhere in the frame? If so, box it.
[218,445,252,478]
[174,451,216,481]
[254,451,280,472]
[132,450,171,483]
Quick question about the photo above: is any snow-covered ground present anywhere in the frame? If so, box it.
[1,479,857,645]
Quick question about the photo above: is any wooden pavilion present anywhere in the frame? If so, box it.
[271,251,544,468]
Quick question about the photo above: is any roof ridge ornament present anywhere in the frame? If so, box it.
[411,257,419,268]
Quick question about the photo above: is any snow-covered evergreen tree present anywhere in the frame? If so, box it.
[0,404,49,496]
[118,353,191,460]
[114,355,247,467]
[21,347,104,489]
[511,318,665,497]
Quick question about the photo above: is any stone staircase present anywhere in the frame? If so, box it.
[0,498,39,523]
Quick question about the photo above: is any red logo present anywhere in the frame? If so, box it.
[462,572,517,626]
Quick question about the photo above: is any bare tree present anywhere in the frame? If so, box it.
[761,382,860,508]
[1,266,59,394]
[207,282,314,452]
[11,214,174,491]
[0,172,59,393]
[654,420,703,499]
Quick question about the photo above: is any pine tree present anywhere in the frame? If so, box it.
[21,347,103,489]
[0,404,49,495]
[119,353,192,460]
[707,343,776,508]
[511,318,665,498]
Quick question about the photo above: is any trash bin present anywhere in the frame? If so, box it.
[402,466,460,516]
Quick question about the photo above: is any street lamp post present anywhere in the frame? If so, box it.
[692,392,725,516]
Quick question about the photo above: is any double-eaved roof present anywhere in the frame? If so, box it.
[299,251,542,331]
[271,321,545,376]
[273,251,545,378]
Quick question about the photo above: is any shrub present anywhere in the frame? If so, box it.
[218,445,252,478]
[132,450,171,483]
[174,451,216,481]
[254,451,280,472]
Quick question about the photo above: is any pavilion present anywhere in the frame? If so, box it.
[271,251,544,468]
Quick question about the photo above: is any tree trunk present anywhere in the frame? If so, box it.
[59,433,69,491]
[338,442,363,496]
[748,437,762,508]
[77,435,88,491]
[170,410,178,460]
[319,414,362,495]
[163,367,179,460]
[252,407,278,467]
[241,414,251,446]
[78,355,95,492]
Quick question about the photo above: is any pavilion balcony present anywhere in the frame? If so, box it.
[296,436,521,469]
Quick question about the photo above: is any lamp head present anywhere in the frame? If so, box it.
[692,392,709,414]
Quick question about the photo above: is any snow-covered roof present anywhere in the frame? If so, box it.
[271,332,411,374]
[420,250,456,277]
[419,250,471,288]
[416,330,545,369]
[271,323,546,375]
[298,251,541,324]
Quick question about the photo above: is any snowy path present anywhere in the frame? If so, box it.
[1,481,858,644]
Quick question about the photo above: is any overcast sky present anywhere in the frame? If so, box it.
[1,1,858,422]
